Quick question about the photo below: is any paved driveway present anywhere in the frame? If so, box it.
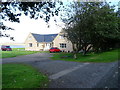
[2,53,119,88]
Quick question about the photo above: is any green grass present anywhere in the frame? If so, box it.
[2,63,49,88]
[51,49,119,63]
[0,64,1,90]
[1,48,49,58]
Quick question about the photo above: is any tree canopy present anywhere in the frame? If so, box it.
[0,0,63,40]
[62,2,120,56]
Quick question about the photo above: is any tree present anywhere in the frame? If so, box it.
[62,2,120,58]
[0,0,63,40]
[89,2,120,52]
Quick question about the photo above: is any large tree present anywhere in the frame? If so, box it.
[0,0,63,40]
[62,2,120,57]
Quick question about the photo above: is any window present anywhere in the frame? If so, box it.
[37,43,39,47]
[60,43,66,48]
[50,43,52,47]
[59,35,64,39]
[29,43,32,47]
[6,46,10,48]
[50,47,59,49]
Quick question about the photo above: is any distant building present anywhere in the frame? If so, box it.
[24,33,57,51]
[24,31,73,52]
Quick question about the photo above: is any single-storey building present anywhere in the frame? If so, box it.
[24,31,73,52]
[24,33,57,51]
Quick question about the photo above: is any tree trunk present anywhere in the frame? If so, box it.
[73,53,77,59]
[72,43,78,59]
[83,45,87,55]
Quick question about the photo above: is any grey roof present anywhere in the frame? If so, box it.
[31,33,58,42]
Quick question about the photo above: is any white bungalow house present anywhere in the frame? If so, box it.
[24,33,57,51]
[24,31,73,52]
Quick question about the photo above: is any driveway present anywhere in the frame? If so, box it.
[2,53,119,88]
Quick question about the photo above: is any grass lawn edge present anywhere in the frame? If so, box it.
[50,49,119,63]
[2,63,49,88]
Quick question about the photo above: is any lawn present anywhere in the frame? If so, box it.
[1,48,48,58]
[51,49,119,63]
[0,64,1,89]
[2,63,49,88]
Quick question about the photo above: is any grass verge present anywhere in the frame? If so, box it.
[1,48,49,58]
[51,49,119,63]
[2,63,49,88]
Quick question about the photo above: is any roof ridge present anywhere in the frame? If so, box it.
[31,33,58,35]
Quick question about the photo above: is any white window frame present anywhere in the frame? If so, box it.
[29,43,32,47]
[60,43,66,48]
[50,43,52,47]
[37,43,39,47]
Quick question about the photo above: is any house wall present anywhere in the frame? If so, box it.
[25,33,53,51]
[53,34,73,52]
[24,33,44,51]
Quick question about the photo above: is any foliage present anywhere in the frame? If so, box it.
[62,2,120,56]
[1,0,63,40]
[51,49,119,63]
[2,63,49,88]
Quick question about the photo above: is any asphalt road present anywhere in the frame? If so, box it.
[94,61,119,88]
[2,53,119,88]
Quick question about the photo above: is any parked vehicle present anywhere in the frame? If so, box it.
[1,45,12,51]
[49,47,61,53]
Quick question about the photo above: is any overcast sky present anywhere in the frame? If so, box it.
[1,0,119,43]
[1,15,64,43]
